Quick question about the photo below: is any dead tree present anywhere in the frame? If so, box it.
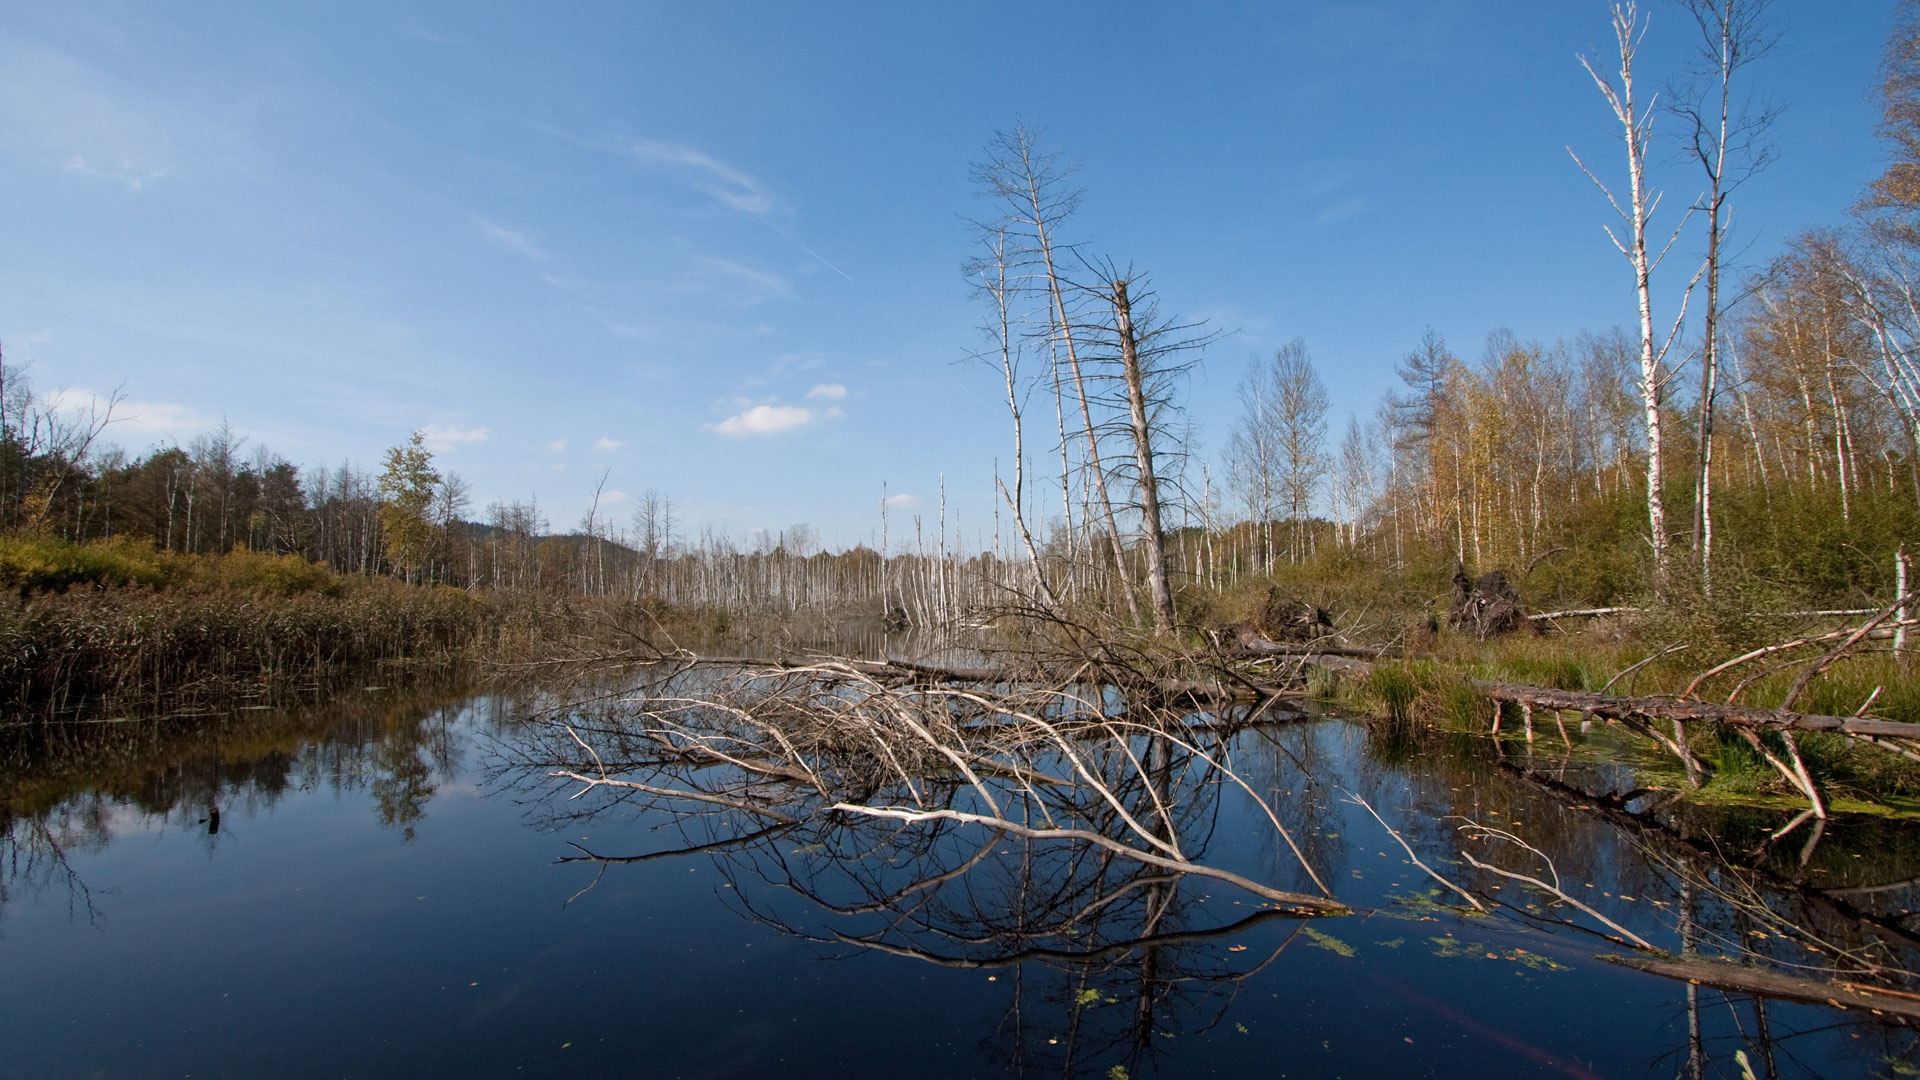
[1573,2,1701,589]
[972,126,1139,622]
[531,658,1346,913]
[1672,0,1779,591]
[1111,277,1177,635]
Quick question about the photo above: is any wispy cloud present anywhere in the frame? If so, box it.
[1314,197,1370,226]
[0,41,250,190]
[478,219,547,261]
[62,154,166,192]
[420,423,491,450]
[884,493,920,509]
[547,438,567,452]
[709,403,824,437]
[695,256,792,305]
[622,137,772,213]
[592,436,626,451]
[806,382,847,401]
[596,133,852,283]
[47,388,201,439]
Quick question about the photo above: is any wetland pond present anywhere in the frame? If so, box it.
[4,676,1919,1079]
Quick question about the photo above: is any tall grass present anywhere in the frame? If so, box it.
[0,581,491,720]
[0,537,496,720]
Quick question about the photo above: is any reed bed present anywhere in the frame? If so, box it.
[0,578,491,721]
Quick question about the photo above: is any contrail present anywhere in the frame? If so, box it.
[751,213,856,284]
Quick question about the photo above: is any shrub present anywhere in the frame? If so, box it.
[0,535,170,595]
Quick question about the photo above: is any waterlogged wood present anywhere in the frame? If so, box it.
[826,802,1349,916]
[1470,679,1920,741]
[1601,953,1920,1022]
[654,652,1315,708]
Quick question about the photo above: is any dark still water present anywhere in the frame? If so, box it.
[3,687,1917,1079]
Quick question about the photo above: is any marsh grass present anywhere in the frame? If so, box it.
[0,537,504,721]
[0,580,491,721]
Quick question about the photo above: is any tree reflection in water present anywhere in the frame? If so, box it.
[528,723,1312,1078]
[508,680,1920,1079]
[5,677,1920,1077]
[0,681,473,922]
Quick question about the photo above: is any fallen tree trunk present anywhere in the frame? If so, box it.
[1601,952,1920,1022]
[1229,627,1398,659]
[1491,761,1920,950]
[1528,607,1638,622]
[639,652,1317,709]
[1278,648,1920,816]
[1470,679,1920,742]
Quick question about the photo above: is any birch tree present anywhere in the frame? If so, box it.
[1672,0,1778,591]
[972,125,1139,621]
[1230,341,1328,567]
[1273,341,1329,563]
[967,225,1062,610]
[1572,1,1700,590]
[1227,356,1282,574]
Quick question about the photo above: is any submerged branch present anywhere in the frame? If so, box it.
[824,803,1345,914]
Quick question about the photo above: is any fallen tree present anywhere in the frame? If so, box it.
[525,658,1348,915]
[1602,952,1920,1023]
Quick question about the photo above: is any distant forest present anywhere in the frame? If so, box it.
[6,2,1920,623]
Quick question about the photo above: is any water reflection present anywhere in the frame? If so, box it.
[3,683,1918,1078]
[0,681,476,924]
[527,754,1320,1077]
[501,692,1920,1078]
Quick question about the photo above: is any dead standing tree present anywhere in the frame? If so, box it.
[1671,0,1779,592]
[967,226,1064,612]
[1572,1,1702,590]
[1111,277,1176,634]
[973,126,1139,622]
[972,129,1210,633]
[1099,273,1213,636]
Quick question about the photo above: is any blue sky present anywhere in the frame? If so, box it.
[0,1,1895,550]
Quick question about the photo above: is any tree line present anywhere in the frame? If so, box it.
[8,0,1918,625]
[980,1,1920,614]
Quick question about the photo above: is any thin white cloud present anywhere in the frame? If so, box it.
[592,436,626,451]
[623,137,772,213]
[806,383,847,401]
[420,423,491,451]
[884,493,920,509]
[0,41,251,190]
[63,154,166,192]
[709,404,816,437]
[400,17,455,45]
[599,490,630,505]
[578,131,852,282]
[695,256,792,304]
[478,219,547,261]
[547,438,567,452]
[46,388,201,438]
[1315,197,1370,226]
